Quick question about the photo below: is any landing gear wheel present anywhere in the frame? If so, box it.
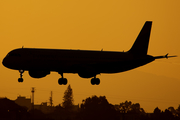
[91,78,96,85]
[18,78,23,82]
[58,72,68,85]
[63,78,67,85]
[58,78,68,85]
[96,78,100,85]
[91,78,100,85]
[58,78,63,85]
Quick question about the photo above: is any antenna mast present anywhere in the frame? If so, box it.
[31,87,35,110]
[49,91,53,107]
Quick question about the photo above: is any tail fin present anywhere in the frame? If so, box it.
[128,21,152,56]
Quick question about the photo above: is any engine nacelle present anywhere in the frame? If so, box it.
[29,70,50,78]
[78,72,97,78]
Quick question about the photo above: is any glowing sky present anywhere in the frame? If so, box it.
[0,0,180,112]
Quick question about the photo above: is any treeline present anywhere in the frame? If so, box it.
[66,95,180,120]
[1,85,180,120]
[1,95,180,120]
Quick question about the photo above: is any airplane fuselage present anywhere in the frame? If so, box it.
[2,48,155,76]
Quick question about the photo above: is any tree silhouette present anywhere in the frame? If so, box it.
[152,107,161,120]
[129,103,145,114]
[118,101,145,114]
[62,84,74,111]
[79,95,118,120]
[119,100,132,113]
[162,109,174,120]
[117,100,146,120]
[168,106,178,117]
[176,105,180,117]
[154,107,161,114]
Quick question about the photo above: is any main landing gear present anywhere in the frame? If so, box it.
[57,72,101,85]
[91,76,100,85]
[18,70,24,83]
[58,72,67,85]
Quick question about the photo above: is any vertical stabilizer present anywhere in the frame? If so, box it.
[128,21,152,56]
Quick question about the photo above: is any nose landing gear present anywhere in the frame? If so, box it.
[58,72,68,85]
[91,76,100,85]
[18,70,24,82]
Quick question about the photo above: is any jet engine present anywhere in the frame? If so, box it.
[29,70,50,78]
[78,72,97,78]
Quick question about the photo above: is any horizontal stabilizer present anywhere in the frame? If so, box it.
[154,53,177,59]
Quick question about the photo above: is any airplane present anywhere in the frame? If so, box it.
[2,21,176,85]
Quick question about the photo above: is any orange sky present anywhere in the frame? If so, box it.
[0,0,180,112]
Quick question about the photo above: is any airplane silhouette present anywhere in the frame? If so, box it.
[2,21,176,85]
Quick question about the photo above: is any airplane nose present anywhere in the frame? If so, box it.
[2,56,11,68]
[2,57,7,67]
[2,53,23,70]
[2,56,13,69]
